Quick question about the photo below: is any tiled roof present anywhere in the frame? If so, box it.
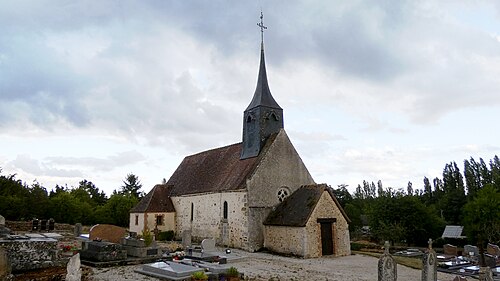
[263,184,350,227]
[130,184,175,213]
[167,138,273,196]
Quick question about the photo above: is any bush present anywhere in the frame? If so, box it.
[141,228,153,247]
[350,242,363,251]
[226,266,239,277]
[191,271,208,280]
[158,230,175,241]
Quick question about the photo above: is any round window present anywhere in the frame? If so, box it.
[277,187,290,202]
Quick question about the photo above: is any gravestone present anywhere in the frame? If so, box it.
[421,239,437,281]
[378,241,397,281]
[201,238,216,252]
[486,243,500,257]
[0,247,12,280]
[464,245,479,257]
[182,230,191,247]
[443,244,458,256]
[74,223,83,237]
[89,224,127,244]
[40,220,47,231]
[453,276,467,281]
[121,237,160,258]
[65,253,82,281]
[0,215,10,238]
[32,219,39,231]
[48,219,55,231]
[80,241,127,262]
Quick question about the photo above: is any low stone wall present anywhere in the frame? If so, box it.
[6,221,74,233]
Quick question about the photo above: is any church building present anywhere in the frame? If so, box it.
[130,14,350,258]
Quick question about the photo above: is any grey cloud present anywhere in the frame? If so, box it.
[9,155,83,178]
[46,150,146,172]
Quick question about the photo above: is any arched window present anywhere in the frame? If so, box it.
[223,201,228,220]
[190,203,194,221]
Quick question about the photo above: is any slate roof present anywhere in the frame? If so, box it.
[442,225,465,238]
[263,184,350,227]
[167,135,277,196]
[245,44,282,111]
[130,184,175,213]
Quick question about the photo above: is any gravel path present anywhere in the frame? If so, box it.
[89,251,456,281]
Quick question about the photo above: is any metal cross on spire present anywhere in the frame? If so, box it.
[257,11,267,45]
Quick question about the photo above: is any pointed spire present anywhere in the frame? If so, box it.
[246,11,281,111]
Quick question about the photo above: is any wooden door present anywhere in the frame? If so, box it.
[320,222,334,255]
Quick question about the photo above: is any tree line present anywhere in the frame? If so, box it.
[0,172,144,227]
[331,155,500,247]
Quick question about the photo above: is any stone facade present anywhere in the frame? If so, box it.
[129,212,175,234]
[264,191,350,258]
[246,130,315,251]
[172,191,248,249]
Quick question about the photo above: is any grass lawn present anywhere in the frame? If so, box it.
[352,251,423,270]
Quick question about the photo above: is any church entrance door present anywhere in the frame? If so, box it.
[318,218,336,256]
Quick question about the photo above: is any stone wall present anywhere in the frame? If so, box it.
[305,191,350,257]
[129,212,175,234]
[264,191,350,258]
[246,130,315,251]
[6,221,74,233]
[264,225,306,256]
[172,191,248,249]
[129,213,146,234]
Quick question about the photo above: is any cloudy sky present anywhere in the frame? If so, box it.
[1,1,499,196]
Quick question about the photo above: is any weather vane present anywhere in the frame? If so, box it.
[257,10,267,44]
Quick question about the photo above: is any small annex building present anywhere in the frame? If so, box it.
[130,16,350,257]
[263,184,351,258]
[129,184,176,235]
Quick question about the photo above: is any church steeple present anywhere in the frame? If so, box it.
[241,12,284,160]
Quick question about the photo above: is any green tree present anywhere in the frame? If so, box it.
[96,193,138,227]
[463,184,500,244]
[120,173,144,198]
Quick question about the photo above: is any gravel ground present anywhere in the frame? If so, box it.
[88,250,457,281]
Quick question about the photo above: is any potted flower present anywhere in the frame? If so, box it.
[191,271,208,281]
[226,266,240,281]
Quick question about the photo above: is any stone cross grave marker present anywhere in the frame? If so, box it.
[422,238,437,281]
[65,253,82,281]
[378,241,397,281]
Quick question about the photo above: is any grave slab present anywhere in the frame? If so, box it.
[136,261,202,280]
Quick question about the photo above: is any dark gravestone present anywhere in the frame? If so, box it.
[80,241,127,262]
[147,249,158,256]
[32,219,39,231]
[40,220,47,231]
[48,219,55,231]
